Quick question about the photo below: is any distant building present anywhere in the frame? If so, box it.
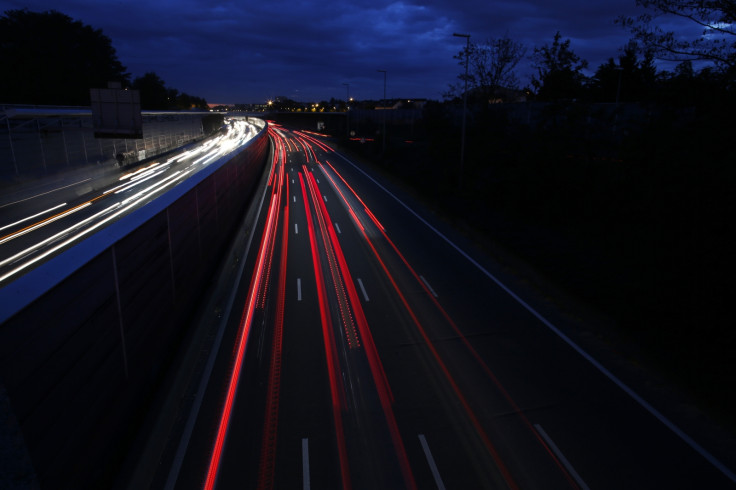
[375,98,428,110]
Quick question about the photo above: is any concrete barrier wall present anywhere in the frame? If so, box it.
[0,122,270,488]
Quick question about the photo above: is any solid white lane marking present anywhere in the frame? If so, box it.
[357,278,369,302]
[334,150,736,484]
[418,434,446,490]
[419,275,438,298]
[302,438,310,490]
[334,222,342,234]
[534,424,589,490]
[295,223,299,234]
[0,178,91,208]
[297,278,302,301]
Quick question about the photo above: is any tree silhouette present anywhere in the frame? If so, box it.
[591,42,657,102]
[0,9,129,105]
[531,32,589,101]
[619,0,736,71]
[446,35,526,103]
[132,72,169,109]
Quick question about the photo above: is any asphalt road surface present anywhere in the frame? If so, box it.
[161,123,736,489]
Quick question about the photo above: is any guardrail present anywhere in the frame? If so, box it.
[0,120,270,488]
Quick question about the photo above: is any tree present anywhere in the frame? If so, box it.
[619,0,736,71]
[531,32,589,101]
[446,35,527,103]
[591,41,657,102]
[132,72,170,109]
[0,9,129,105]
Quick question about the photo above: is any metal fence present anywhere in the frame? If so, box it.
[0,106,209,178]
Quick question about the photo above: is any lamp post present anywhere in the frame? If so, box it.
[343,82,350,139]
[377,69,387,154]
[453,32,470,191]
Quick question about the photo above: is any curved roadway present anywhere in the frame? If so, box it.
[159,124,736,489]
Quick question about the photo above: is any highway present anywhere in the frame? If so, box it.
[0,118,261,287]
[157,124,736,489]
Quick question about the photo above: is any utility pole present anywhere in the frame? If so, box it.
[343,83,350,139]
[453,32,470,191]
[377,69,387,154]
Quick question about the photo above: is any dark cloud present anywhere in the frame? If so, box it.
[1,0,689,103]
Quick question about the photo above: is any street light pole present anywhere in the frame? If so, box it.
[343,82,350,139]
[453,32,470,191]
[377,69,387,154]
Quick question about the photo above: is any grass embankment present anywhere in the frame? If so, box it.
[343,102,736,427]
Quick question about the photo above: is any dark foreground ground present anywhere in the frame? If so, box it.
[334,110,735,434]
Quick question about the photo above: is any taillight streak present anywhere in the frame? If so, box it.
[299,171,352,490]
[319,161,521,489]
[297,136,318,163]
[257,190,290,490]
[294,131,333,153]
[204,153,285,490]
[304,169,417,490]
[326,170,582,485]
[303,167,360,350]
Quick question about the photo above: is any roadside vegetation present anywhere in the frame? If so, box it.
[0,9,208,109]
[347,0,736,427]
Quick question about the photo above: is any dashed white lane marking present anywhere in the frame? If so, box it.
[334,222,342,234]
[419,275,438,298]
[293,195,296,203]
[534,424,590,490]
[323,195,328,202]
[297,278,302,301]
[418,434,446,490]
[302,438,310,490]
[357,278,369,302]
[295,223,299,234]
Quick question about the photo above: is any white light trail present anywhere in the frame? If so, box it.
[0,118,259,284]
[0,203,67,232]
[0,202,121,270]
[0,202,92,246]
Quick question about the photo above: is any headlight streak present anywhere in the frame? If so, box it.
[0,119,258,284]
[120,171,183,206]
[0,199,98,246]
[128,165,164,182]
[119,161,162,181]
[0,203,67,232]
[0,201,122,280]
[1,174,185,269]
[109,167,170,195]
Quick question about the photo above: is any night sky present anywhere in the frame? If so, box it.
[1,0,697,104]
